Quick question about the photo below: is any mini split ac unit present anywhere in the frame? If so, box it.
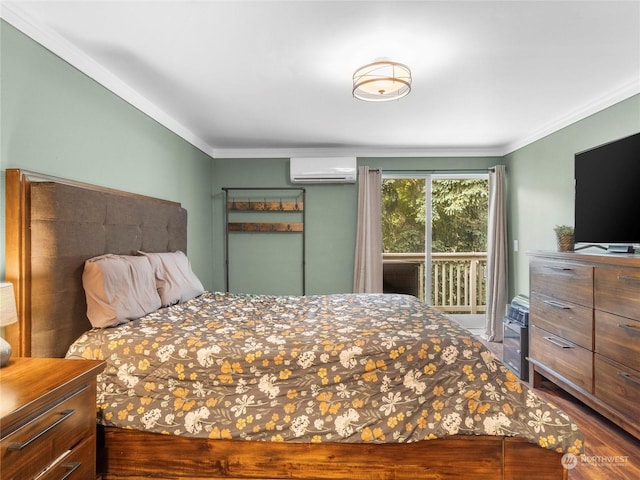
[290,157,357,184]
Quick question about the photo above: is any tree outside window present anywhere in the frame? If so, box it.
[382,177,488,312]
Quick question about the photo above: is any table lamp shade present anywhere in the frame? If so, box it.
[1,282,18,367]
[1,282,18,326]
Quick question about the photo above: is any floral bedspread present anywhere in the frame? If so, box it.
[66,291,583,453]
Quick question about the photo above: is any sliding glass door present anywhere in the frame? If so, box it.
[382,173,489,314]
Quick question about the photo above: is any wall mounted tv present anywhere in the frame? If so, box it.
[574,131,640,252]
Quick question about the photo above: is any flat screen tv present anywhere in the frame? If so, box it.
[574,132,640,250]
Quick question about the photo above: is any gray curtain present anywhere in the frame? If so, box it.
[353,166,383,293]
[483,165,508,342]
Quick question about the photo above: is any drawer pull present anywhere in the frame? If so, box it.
[7,409,75,451]
[618,323,640,334]
[543,336,572,349]
[618,274,640,283]
[544,265,573,272]
[58,462,81,480]
[542,300,571,310]
[618,371,640,387]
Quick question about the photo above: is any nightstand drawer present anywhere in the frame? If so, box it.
[530,292,593,349]
[529,325,593,392]
[34,434,96,480]
[0,383,95,480]
[530,259,593,307]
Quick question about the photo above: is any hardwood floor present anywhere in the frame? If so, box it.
[481,338,640,480]
[536,380,640,480]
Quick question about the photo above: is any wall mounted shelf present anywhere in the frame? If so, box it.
[222,187,306,294]
[227,199,303,212]
[227,222,304,232]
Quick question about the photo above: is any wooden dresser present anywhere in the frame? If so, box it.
[528,251,640,439]
[0,357,104,479]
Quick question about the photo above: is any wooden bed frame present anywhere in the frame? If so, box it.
[4,169,568,480]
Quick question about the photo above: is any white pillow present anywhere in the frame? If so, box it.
[138,251,204,306]
[83,254,162,328]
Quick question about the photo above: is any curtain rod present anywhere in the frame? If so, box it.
[379,168,499,175]
[222,187,305,191]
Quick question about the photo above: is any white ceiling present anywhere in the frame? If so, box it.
[2,1,639,158]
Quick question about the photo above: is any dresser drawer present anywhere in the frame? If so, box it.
[530,292,593,349]
[34,434,96,480]
[529,325,593,392]
[530,259,593,307]
[594,354,640,425]
[0,383,95,480]
[595,311,640,372]
[595,267,640,321]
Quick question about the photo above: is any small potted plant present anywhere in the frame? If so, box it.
[554,225,574,252]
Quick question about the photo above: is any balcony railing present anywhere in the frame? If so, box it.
[383,252,487,314]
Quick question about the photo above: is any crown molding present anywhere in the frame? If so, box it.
[1,2,216,158]
[502,79,640,156]
[211,145,506,159]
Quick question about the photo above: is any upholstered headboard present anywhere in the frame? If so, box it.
[4,169,187,357]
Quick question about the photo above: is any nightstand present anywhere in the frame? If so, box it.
[0,357,104,479]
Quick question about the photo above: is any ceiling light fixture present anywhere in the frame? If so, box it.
[352,60,412,102]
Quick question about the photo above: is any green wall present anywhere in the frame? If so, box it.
[212,158,359,294]
[212,156,501,294]
[3,18,639,301]
[0,20,215,288]
[505,94,640,297]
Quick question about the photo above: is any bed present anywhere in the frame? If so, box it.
[4,168,581,480]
